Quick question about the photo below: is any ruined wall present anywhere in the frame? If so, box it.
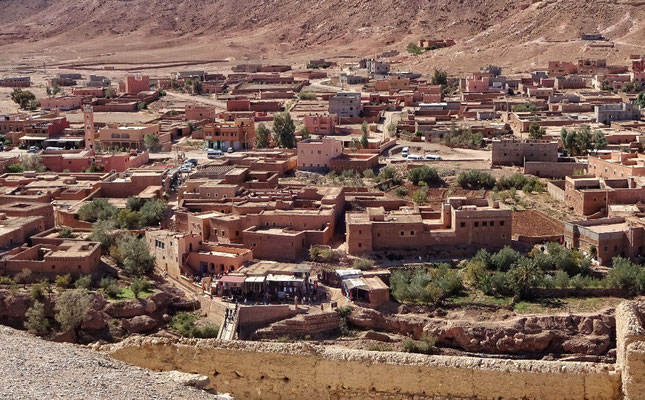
[110,338,621,400]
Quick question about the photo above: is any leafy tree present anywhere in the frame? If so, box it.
[78,199,118,223]
[7,164,24,173]
[376,166,400,184]
[255,123,271,148]
[105,87,116,99]
[490,246,521,272]
[457,170,496,189]
[20,154,46,172]
[130,278,150,299]
[137,101,148,111]
[507,258,544,298]
[395,186,408,197]
[144,133,161,152]
[90,219,116,249]
[192,80,203,95]
[99,277,121,298]
[512,103,540,113]
[408,166,441,186]
[387,122,397,137]
[299,126,311,140]
[116,208,141,229]
[360,121,369,149]
[114,235,155,276]
[139,199,166,226]
[593,130,608,153]
[528,122,546,140]
[25,301,50,336]
[412,188,428,204]
[170,312,219,338]
[51,82,61,96]
[443,124,483,148]
[10,89,36,109]
[431,69,448,86]
[272,112,296,148]
[55,274,72,289]
[54,289,92,332]
[298,91,316,100]
[75,275,92,289]
[636,93,645,108]
[600,79,614,92]
[126,196,144,212]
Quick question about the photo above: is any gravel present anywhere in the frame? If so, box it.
[0,326,220,400]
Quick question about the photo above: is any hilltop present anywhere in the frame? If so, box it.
[1,0,645,73]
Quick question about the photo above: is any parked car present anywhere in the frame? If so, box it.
[401,146,409,157]
[407,154,422,161]
[28,146,38,153]
[227,147,234,153]
[424,154,442,161]
[179,163,193,173]
[207,149,223,159]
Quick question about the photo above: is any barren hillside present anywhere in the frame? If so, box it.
[0,0,644,72]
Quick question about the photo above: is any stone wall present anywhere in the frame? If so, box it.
[109,337,621,400]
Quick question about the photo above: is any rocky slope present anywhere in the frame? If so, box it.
[0,325,224,399]
[1,0,645,72]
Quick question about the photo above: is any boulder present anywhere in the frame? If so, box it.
[122,315,158,334]
[104,300,145,318]
[81,309,106,331]
[51,329,77,343]
[364,330,391,342]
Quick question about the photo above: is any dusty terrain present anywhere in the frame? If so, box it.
[0,0,644,74]
[0,325,221,400]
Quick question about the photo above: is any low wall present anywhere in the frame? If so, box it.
[110,338,621,400]
[524,161,585,178]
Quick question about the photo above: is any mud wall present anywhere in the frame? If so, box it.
[110,338,621,400]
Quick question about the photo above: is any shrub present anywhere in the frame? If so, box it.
[457,170,496,189]
[55,274,72,289]
[25,301,50,336]
[298,91,317,100]
[394,186,408,197]
[402,335,437,354]
[336,306,353,336]
[309,246,339,262]
[194,323,220,338]
[507,258,544,298]
[391,265,462,304]
[55,289,92,332]
[58,227,75,238]
[412,188,427,204]
[606,257,643,292]
[100,277,121,298]
[113,235,155,276]
[352,258,375,270]
[78,199,118,223]
[443,125,483,148]
[170,312,218,338]
[15,267,33,284]
[408,166,441,186]
[75,275,92,289]
[139,199,167,227]
[0,276,16,286]
[489,246,521,271]
[363,169,376,179]
[553,270,570,289]
[130,278,150,299]
[30,279,51,301]
[376,166,400,184]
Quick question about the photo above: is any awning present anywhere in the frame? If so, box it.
[344,278,367,291]
[336,269,362,279]
[45,138,84,142]
[266,274,303,283]
[245,276,266,283]
[218,275,246,286]
[19,136,47,141]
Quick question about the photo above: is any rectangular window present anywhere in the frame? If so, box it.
[482,221,487,227]
[460,222,465,228]
[490,221,495,226]
[474,222,479,227]
[500,221,504,226]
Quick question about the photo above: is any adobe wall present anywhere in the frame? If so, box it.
[109,338,621,400]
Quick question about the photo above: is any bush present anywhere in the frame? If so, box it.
[25,301,50,336]
[112,235,155,276]
[78,199,118,223]
[443,125,483,148]
[309,246,339,263]
[30,279,51,301]
[391,265,462,304]
[55,289,92,332]
[363,169,376,179]
[0,276,16,286]
[489,246,521,272]
[457,170,496,190]
[606,257,644,292]
[59,227,75,239]
[408,166,441,186]
[336,306,353,336]
[376,166,400,184]
[412,188,427,204]
[352,258,375,270]
[75,275,92,289]
[496,173,544,193]
[298,91,317,100]
[100,277,121,298]
[55,274,72,289]
[394,186,408,197]
[402,335,437,354]
[169,312,219,338]
[130,278,150,299]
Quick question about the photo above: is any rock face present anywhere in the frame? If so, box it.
[349,307,615,356]
[253,311,340,339]
[104,300,146,318]
[122,315,158,334]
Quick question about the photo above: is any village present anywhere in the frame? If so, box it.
[1,41,645,374]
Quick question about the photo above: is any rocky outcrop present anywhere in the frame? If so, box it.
[122,315,158,334]
[349,307,615,356]
[104,300,146,318]
[253,311,340,339]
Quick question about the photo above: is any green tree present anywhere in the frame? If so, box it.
[20,154,46,172]
[126,196,144,212]
[55,274,72,289]
[59,227,75,238]
[78,199,118,223]
[412,188,428,204]
[75,275,92,289]
[636,93,645,108]
[593,130,608,153]
[408,166,441,186]
[114,235,155,276]
[298,92,316,100]
[54,289,92,332]
[117,208,141,229]
[360,121,369,149]
[272,112,296,148]
[25,301,50,336]
[130,278,150,299]
[90,219,116,249]
[431,69,448,86]
[255,123,271,148]
[406,42,423,55]
[457,170,496,189]
[299,126,311,139]
[10,89,36,109]
[105,87,116,99]
[528,122,546,140]
[507,258,543,298]
[144,133,161,152]
[137,101,148,111]
[139,199,166,226]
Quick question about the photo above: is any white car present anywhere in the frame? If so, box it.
[407,154,422,161]
[424,154,442,161]
[401,146,409,157]
[179,164,192,173]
